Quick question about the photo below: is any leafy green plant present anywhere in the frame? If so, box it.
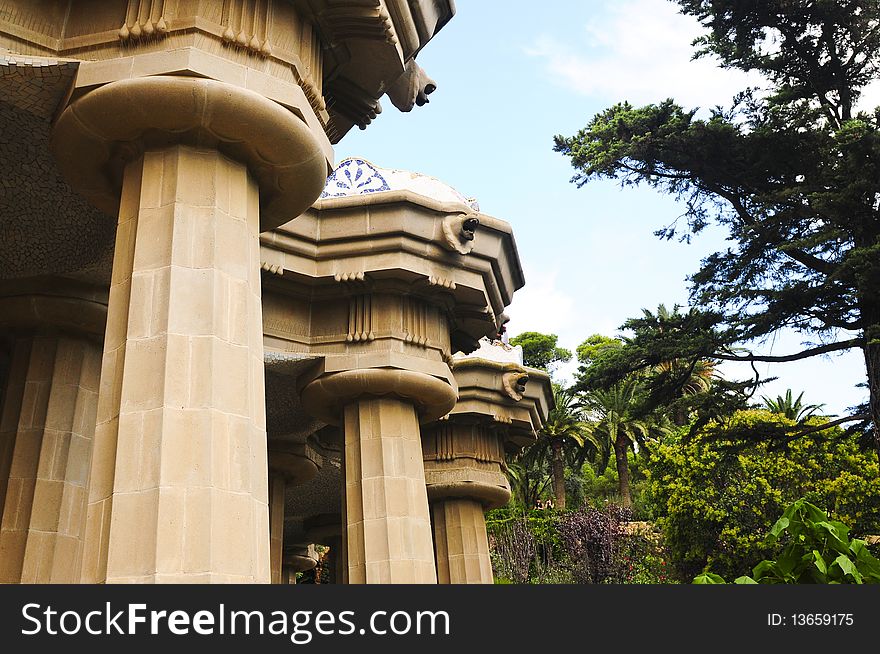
[647,410,880,581]
[520,384,596,510]
[695,500,880,584]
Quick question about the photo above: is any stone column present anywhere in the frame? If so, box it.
[422,421,511,584]
[302,369,457,584]
[0,335,101,583]
[269,472,287,585]
[85,146,270,583]
[268,442,320,584]
[327,534,344,584]
[51,76,328,583]
[432,499,493,584]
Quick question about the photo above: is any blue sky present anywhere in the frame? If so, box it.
[337,0,877,416]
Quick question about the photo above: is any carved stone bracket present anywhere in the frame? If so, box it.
[220,0,274,57]
[427,276,457,290]
[346,295,375,342]
[119,0,169,42]
[502,370,530,402]
[325,78,383,131]
[386,59,437,112]
[441,212,480,255]
[334,271,367,283]
[261,261,284,276]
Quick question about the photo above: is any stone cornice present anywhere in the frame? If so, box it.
[448,359,553,443]
[1,0,455,145]
[261,195,523,339]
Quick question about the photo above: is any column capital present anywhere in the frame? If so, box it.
[300,368,457,426]
[0,279,107,342]
[51,75,329,231]
[422,422,511,509]
[268,441,321,486]
[284,545,318,573]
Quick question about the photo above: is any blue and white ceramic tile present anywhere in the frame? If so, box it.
[321,158,390,198]
[320,157,481,211]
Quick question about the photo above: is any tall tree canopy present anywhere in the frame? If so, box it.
[554,1,880,451]
[509,331,572,372]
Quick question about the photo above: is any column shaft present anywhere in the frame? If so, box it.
[328,535,344,584]
[269,472,286,585]
[82,145,270,583]
[0,335,101,583]
[432,498,493,584]
[343,398,436,583]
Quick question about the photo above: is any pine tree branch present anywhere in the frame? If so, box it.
[769,413,870,450]
[712,188,839,275]
[714,338,862,363]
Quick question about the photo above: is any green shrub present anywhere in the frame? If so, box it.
[694,499,880,584]
[647,410,880,581]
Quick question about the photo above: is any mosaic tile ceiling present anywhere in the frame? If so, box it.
[0,54,115,280]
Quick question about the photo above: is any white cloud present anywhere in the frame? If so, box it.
[525,0,761,109]
[505,267,620,385]
[505,268,576,340]
[858,79,880,113]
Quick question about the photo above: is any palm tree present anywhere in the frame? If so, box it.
[642,305,719,426]
[504,459,550,511]
[519,384,594,510]
[580,377,670,508]
[761,389,825,422]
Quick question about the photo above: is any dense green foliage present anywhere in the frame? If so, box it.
[648,410,880,581]
[695,499,880,584]
[509,331,572,372]
[493,3,880,586]
[576,334,623,366]
[554,0,880,450]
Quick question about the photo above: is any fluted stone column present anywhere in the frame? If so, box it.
[0,335,101,583]
[422,420,510,584]
[302,369,457,584]
[51,76,327,583]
